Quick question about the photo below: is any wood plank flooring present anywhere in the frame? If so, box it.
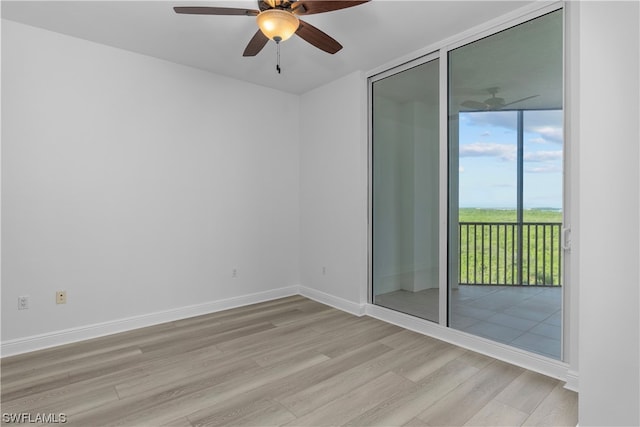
[1,296,578,426]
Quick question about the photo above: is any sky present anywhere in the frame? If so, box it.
[457,110,563,209]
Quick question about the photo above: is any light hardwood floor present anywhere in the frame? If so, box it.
[1,296,578,426]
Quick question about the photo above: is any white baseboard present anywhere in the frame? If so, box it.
[298,286,366,316]
[0,285,581,394]
[1,286,299,358]
[564,369,579,392]
[366,303,574,386]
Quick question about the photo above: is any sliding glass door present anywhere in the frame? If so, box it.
[371,57,440,323]
[370,8,564,360]
[448,10,564,359]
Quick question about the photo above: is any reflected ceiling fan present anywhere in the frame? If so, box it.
[174,0,369,72]
[461,87,539,111]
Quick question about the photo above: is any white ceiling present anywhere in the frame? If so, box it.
[1,0,536,94]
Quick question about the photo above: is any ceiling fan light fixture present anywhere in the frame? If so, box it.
[256,9,299,42]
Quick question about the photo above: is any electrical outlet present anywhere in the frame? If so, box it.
[56,290,67,304]
[18,296,29,310]
[232,269,237,278]
[322,266,326,275]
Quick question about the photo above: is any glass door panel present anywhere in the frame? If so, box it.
[448,10,564,359]
[372,58,440,322]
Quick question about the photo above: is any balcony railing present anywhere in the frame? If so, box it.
[459,222,562,286]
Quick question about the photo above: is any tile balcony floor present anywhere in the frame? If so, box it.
[375,285,562,360]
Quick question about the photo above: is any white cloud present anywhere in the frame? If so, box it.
[528,137,546,144]
[459,166,465,173]
[529,126,563,144]
[464,111,515,130]
[462,110,564,144]
[524,150,563,162]
[525,165,563,173]
[459,142,516,161]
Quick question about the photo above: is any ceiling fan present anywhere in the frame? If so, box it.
[461,87,539,111]
[174,0,369,72]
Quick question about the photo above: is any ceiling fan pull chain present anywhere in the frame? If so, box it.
[276,41,281,74]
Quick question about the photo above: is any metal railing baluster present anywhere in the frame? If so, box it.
[458,222,562,286]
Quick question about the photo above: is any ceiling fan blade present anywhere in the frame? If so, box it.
[173,6,259,16]
[295,19,342,54]
[502,95,540,108]
[243,30,269,56]
[461,100,488,110]
[292,0,369,15]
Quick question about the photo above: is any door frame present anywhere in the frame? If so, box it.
[366,0,572,382]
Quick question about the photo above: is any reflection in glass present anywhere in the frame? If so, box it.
[372,59,440,322]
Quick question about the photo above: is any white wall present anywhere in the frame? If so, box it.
[371,96,439,295]
[299,71,368,306]
[575,1,640,425]
[1,20,300,345]
[371,95,415,294]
